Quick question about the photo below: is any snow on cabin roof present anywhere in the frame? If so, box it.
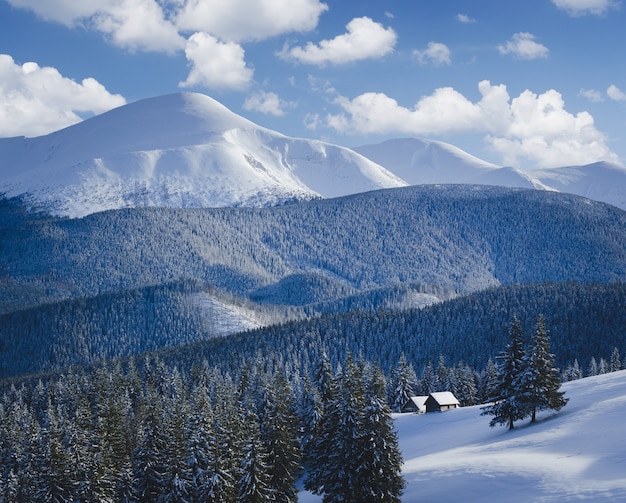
[428,391,460,406]
[408,396,429,408]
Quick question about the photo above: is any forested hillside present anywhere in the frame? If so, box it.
[2,185,625,315]
[2,281,624,383]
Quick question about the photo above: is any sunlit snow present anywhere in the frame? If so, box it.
[300,370,626,502]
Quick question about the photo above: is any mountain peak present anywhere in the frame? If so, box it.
[0,92,404,217]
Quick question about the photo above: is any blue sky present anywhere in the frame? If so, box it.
[0,0,625,169]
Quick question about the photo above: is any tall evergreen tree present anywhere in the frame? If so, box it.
[518,316,568,422]
[389,353,417,412]
[481,316,527,429]
[258,372,301,503]
[358,365,405,502]
[237,410,271,503]
[610,347,622,372]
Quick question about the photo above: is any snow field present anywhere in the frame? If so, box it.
[301,370,626,502]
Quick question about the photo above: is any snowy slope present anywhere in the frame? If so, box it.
[533,161,626,211]
[0,93,406,217]
[356,138,626,209]
[355,138,548,189]
[300,370,626,502]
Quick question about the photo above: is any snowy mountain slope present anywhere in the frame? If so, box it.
[300,370,626,502]
[356,138,626,209]
[533,161,626,211]
[0,93,406,217]
[355,138,549,189]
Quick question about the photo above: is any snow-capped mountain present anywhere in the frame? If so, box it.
[355,138,626,209]
[2,92,625,216]
[532,161,626,211]
[0,93,406,217]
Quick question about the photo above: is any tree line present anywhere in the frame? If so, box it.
[0,353,404,502]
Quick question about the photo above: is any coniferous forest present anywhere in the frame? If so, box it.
[2,185,626,500]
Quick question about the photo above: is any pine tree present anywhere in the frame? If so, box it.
[132,389,168,502]
[258,372,301,503]
[587,356,599,377]
[237,410,272,503]
[518,316,568,422]
[358,365,405,503]
[610,347,622,372]
[563,359,582,381]
[320,355,366,502]
[389,353,417,412]
[481,316,527,429]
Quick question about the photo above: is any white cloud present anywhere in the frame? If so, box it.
[243,91,294,116]
[457,13,476,23]
[179,32,253,90]
[6,0,328,52]
[7,0,184,53]
[325,80,618,168]
[552,0,620,16]
[278,17,397,66]
[0,54,126,138]
[498,33,549,60]
[175,0,328,42]
[413,42,451,66]
[579,88,605,102]
[607,84,626,101]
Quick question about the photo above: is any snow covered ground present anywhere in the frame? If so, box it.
[300,370,626,502]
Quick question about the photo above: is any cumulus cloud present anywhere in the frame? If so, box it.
[6,0,330,93]
[498,33,549,60]
[278,17,397,65]
[179,32,253,90]
[413,42,451,66]
[325,80,618,168]
[607,84,626,101]
[7,0,184,53]
[175,0,328,42]
[243,91,294,116]
[0,54,126,138]
[552,0,620,16]
[7,0,328,51]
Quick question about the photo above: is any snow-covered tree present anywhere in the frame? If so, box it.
[481,316,527,429]
[358,365,405,502]
[518,316,568,422]
[389,353,417,412]
[237,411,271,503]
[610,347,622,372]
[258,372,301,503]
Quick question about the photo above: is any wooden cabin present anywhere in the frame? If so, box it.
[424,391,460,412]
[401,395,428,414]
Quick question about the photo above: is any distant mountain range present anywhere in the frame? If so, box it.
[1,92,625,216]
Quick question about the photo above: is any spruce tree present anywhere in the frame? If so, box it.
[389,353,417,412]
[237,410,272,503]
[258,372,301,503]
[481,316,527,429]
[610,347,622,372]
[518,316,568,422]
[358,365,405,502]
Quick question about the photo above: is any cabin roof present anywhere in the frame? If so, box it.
[428,391,460,406]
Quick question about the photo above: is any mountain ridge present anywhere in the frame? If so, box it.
[0,92,406,217]
[2,184,625,316]
[1,92,626,215]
